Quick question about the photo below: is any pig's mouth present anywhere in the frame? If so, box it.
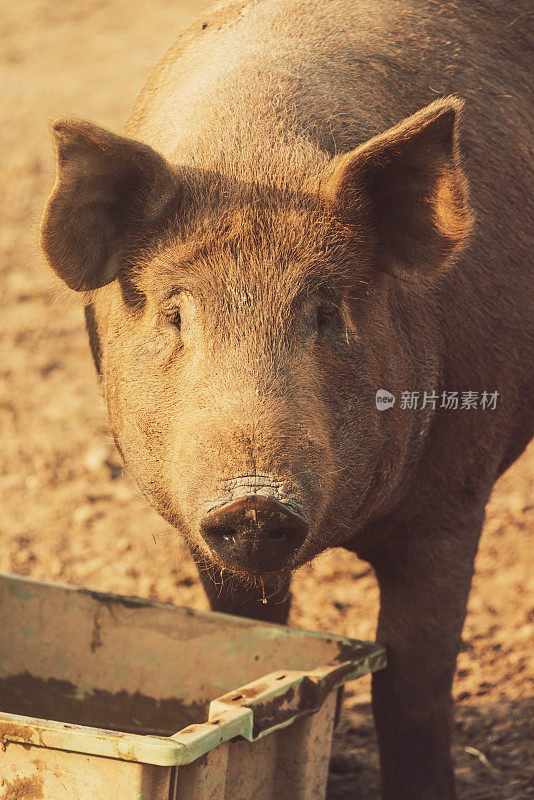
[199,476,309,575]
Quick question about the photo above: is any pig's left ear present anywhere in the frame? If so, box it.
[41,119,180,291]
[320,97,473,281]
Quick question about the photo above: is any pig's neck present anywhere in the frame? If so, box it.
[157,84,331,193]
[126,40,378,194]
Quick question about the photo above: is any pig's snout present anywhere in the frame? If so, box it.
[200,494,308,574]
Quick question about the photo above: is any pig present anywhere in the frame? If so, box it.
[40,1,533,797]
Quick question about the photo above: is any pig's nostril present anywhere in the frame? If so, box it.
[268,531,286,543]
[208,525,237,542]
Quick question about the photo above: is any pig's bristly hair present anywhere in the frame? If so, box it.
[130,169,374,309]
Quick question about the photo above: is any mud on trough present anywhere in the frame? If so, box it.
[0,1,532,798]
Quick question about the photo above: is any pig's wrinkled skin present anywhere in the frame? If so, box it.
[41,1,533,797]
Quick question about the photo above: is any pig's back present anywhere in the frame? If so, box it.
[127,0,530,174]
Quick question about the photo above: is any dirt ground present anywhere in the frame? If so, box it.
[0,1,532,797]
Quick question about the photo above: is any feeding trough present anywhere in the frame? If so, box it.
[0,572,385,799]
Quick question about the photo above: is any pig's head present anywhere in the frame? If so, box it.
[41,98,471,577]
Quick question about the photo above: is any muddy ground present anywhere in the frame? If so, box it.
[0,1,532,797]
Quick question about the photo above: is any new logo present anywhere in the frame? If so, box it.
[376,389,395,411]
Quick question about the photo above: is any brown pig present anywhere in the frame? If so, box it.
[40,1,533,797]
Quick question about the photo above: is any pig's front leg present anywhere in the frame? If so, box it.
[368,511,483,800]
[191,552,292,623]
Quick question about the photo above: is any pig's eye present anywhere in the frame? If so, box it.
[165,309,181,332]
[316,303,337,333]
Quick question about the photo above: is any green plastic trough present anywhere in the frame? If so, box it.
[0,572,385,799]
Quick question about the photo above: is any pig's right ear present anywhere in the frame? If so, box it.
[41,119,180,291]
